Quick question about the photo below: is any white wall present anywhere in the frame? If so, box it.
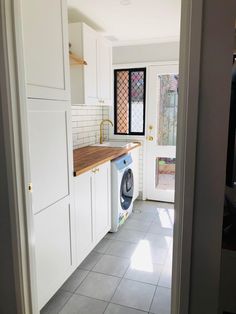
[113,41,179,64]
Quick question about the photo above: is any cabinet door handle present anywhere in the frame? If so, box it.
[92,168,99,173]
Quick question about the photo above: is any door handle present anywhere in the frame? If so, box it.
[147,136,154,141]
[92,168,99,174]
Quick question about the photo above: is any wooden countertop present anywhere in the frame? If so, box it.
[73,142,141,176]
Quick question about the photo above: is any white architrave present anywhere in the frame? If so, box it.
[0,0,38,313]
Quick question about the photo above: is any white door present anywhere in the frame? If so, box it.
[146,64,179,202]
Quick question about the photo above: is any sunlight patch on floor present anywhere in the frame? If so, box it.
[130,240,153,273]
[157,208,174,228]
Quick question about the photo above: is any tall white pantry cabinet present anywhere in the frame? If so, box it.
[21,0,74,309]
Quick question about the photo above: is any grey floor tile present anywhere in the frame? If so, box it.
[145,245,169,265]
[76,271,120,301]
[59,294,107,314]
[124,263,163,285]
[145,233,172,249]
[106,240,137,259]
[148,223,173,237]
[116,229,146,244]
[40,289,72,314]
[105,232,118,240]
[93,238,113,254]
[153,208,174,226]
[93,254,130,277]
[61,269,89,293]
[133,201,164,213]
[123,219,152,232]
[130,211,156,223]
[111,279,156,312]
[105,303,148,314]
[155,202,174,210]
[158,258,172,289]
[79,251,102,271]
[149,287,171,314]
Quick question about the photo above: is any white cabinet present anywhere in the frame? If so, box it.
[73,171,93,265]
[21,0,74,309]
[34,199,72,309]
[27,97,75,309]
[69,23,98,105]
[93,162,111,241]
[73,161,111,265]
[21,0,70,100]
[69,22,112,105]
[28,99,71,214]
[130,147,140,200]
[97,38,112,105]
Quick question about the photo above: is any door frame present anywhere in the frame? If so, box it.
[2,1,231,314]
[0,0,38,313]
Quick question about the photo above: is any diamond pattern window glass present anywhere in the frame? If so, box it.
[116,71,129,133]
[114,68,146,135]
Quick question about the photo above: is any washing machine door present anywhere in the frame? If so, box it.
[120,168,134,210]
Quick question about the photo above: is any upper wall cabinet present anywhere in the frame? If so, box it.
[97,38,112,105]
[69,22,112,106]
[21,0,70,100]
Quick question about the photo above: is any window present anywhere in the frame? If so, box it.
[114,68,146,135]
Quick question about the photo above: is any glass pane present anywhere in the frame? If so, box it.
[156,157,176,190]
[158,75,178,145]
[116,71,129,134]
[130,71,145,133]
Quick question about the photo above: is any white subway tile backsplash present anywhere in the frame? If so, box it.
[72,105,109,149]
[72,105,145,197]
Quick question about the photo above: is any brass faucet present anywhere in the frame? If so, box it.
[100,119,113,144]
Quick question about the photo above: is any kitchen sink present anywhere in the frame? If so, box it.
[92,141,131,148]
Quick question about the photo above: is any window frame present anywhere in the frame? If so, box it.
[114,67,146,136]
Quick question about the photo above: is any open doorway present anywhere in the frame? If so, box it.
[38,1,180,313]
[2,0,236,313]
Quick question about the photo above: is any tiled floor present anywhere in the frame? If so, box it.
[41,200,174,314]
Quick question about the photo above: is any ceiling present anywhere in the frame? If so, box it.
[67,0,181,46]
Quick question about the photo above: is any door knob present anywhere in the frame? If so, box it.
[147,136,154,141]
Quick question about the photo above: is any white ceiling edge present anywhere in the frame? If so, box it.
[111,36,180,47]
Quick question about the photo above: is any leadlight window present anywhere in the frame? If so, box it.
[114,68,146,135]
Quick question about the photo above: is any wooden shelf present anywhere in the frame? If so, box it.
[69,51,87,66]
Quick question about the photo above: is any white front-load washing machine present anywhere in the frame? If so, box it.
[110,153,134,232]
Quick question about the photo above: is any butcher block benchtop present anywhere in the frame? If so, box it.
[73,142,141,176]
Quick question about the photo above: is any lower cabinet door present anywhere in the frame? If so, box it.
[93,162,111,242]
[74,171,93,264]
[34,198,72,309]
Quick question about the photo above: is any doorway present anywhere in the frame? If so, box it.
[146,64,179,202]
